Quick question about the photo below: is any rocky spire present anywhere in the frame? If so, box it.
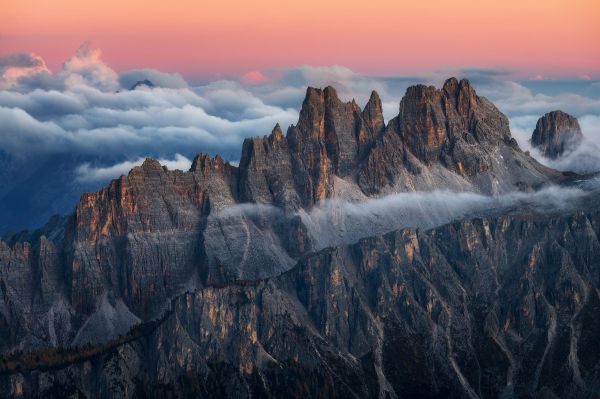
[362,90,385,136]
[397,83,448,162]
[269,123,285,143]
[292,85,372,179]
[531,110,583,158]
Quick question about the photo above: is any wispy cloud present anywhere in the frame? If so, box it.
[217,181,594,252]
[74,153,193,182]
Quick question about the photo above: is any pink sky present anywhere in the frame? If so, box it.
[2,0,599,78]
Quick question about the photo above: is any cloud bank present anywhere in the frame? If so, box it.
[0,43,599,185]
[213,180,595,252]
[299,184,589,249]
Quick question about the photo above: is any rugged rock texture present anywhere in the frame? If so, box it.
[0,79,593,398]
[357,78,561,195]
[531,111,583,159]
[2,209,600,398]
[0,79,574,347]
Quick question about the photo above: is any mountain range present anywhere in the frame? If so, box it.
[1,78,599,398]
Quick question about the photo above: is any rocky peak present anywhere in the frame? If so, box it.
[268,123,285,144]
[190,153,229,175]
[323,85,339,102]
[442,76,460,93]
[395,77,510,164]
[139,158,163,172]
[531,110,583,158]
[442,78,477,115]
[362,90,385,135]
[296,87,327,137]
[397,84,447,162]
[129,79,155,90]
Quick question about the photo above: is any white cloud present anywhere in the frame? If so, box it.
[75,154,193,182]
[220,182,592,251]
[0,52,51,90]
[59,42,120,92]
[119,69,189,89]
[0,44,599,186]
[0,47,299,161]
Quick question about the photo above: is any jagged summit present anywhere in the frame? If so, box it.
[1,78,597,398]
[531,110,583,158]
[140,157,162,171]
[87,78,570,216]
[190,152,231,173]
[129,79,155,90]
[270,123,284,140]
[163,79,566,210]
[0,78,573,337]
[362,90,385,135]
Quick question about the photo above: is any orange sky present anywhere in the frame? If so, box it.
[2,0,599,78]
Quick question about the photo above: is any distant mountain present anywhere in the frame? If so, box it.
[1,79,598,398]
[129,79,155,90]
[531,110,583,158]
[0,153,104,235]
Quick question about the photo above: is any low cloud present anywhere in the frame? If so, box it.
[75,154,192,182]
[119,69,189,89]
[299,184,588,249]
[212,181,594,252]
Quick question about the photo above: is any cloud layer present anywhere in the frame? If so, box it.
[0,43,599,184]
[301,183,590,249]
[214,180,596,252]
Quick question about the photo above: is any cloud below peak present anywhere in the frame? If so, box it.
[75,154,193,182]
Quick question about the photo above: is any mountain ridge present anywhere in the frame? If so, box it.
[0,77,579,337]
[1,77,597,398]
[2,205,600,398]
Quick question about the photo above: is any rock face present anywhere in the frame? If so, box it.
[2,209,600,398]
[0,78,593,398]
[358,78,564,195]
[531,110,583,158]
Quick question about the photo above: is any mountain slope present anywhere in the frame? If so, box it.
[0,78,593,398]
[2,207,599,398]
[0,78,576,348]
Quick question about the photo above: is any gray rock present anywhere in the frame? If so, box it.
[3,208,600,398]
[531,110,583,159]
[0,79,594,398]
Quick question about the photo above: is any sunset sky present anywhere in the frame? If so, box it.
[3,0,599,79]
[0,0,599,233]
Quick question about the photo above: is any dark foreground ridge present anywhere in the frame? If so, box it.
[0,78,597,398]
[3,209,600,398]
